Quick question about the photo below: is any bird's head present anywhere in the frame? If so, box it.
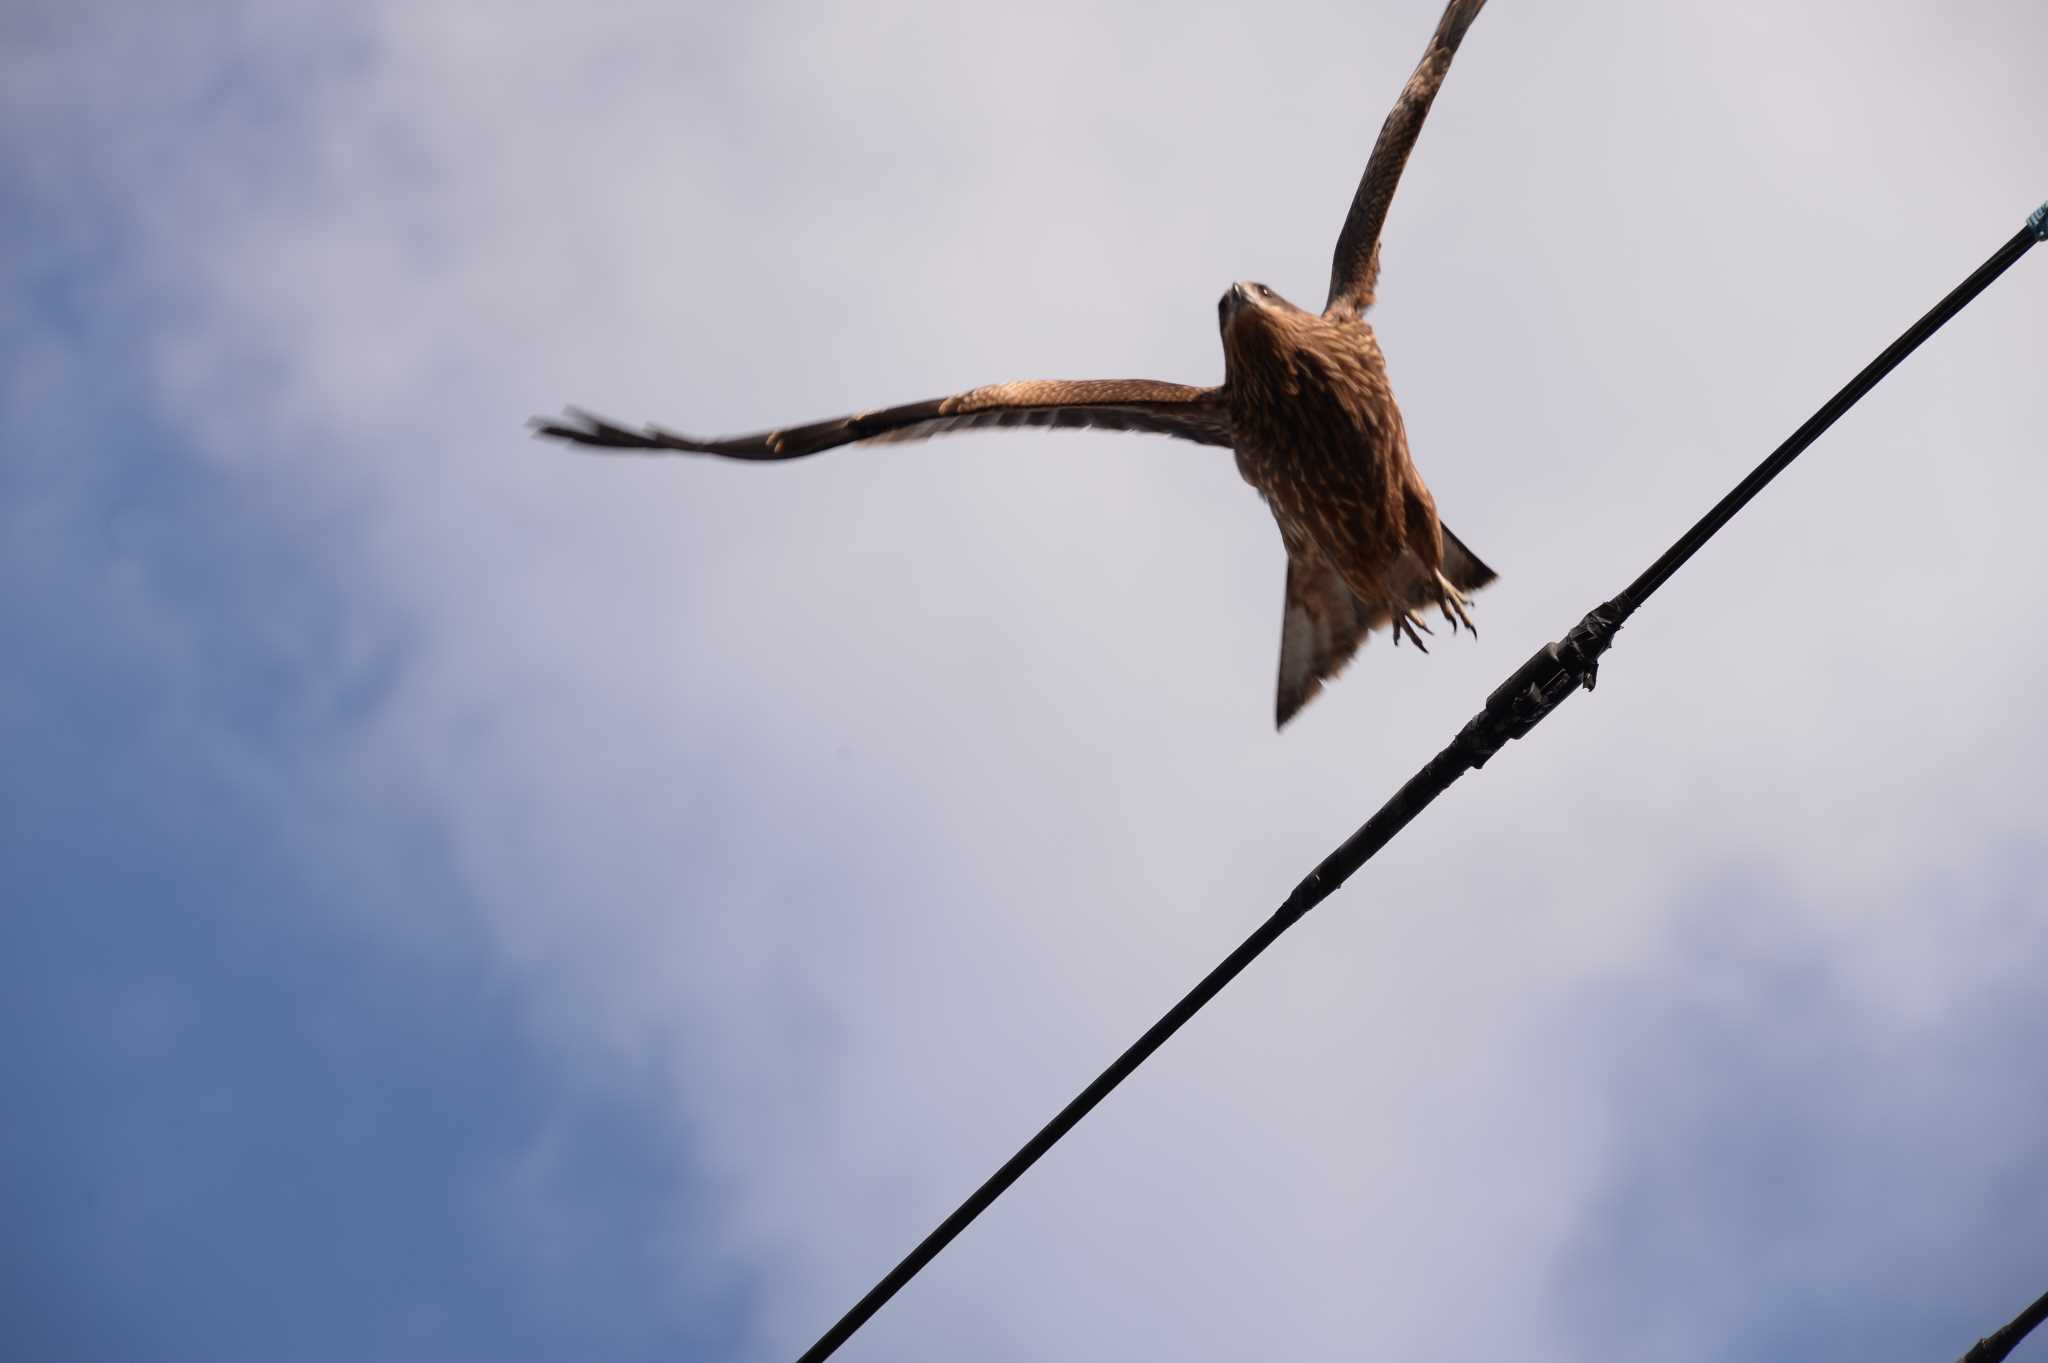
[1217,280,1302,336]
[1218,282,1314,386]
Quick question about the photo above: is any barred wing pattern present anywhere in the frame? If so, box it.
[535,379,1233,461]
[1323,0,1489,319]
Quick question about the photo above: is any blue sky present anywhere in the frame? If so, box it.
[1,155,739,1358]
[6,2,2047,1361]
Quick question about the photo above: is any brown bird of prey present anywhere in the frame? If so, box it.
[537,0,1496,728]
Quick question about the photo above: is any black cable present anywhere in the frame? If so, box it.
[793,203,2047,1363]
[1620,212,2046,612]
[1959,1283,2048,1363]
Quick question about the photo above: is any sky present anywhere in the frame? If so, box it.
[4,1,2046,1360]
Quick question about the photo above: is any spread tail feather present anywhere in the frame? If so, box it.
[1441,523,1497,592]
[1274,525,1499,729]
[1276,554,1390,728]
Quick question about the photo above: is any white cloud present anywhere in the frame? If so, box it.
[14,1,2048,1358]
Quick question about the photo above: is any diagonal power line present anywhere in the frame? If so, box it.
[1959,1283,2048,1363]
[794,200,2048,1363]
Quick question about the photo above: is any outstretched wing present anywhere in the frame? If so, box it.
[1323,0,1490,319]
[533,379,1233,461]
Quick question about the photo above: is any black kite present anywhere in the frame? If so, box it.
[537,0,1496,728]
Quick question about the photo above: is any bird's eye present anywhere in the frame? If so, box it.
[1255,284,1273,299]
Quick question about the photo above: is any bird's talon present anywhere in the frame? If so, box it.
[1392,611,1431,652]
[1434,570,1477,634]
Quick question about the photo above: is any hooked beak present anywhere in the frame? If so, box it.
[1218,281,1252,327]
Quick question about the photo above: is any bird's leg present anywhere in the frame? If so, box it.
[1392,610,1433,652]
[1434,570,1476,636]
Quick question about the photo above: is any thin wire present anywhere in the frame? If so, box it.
[1620,221,2042,612]
[1958,1283,2048,1363]
[792,206,2045,1363]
